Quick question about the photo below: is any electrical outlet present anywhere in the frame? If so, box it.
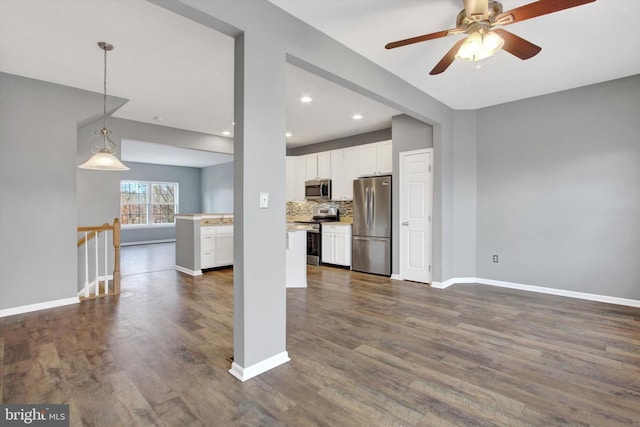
[493,255,499,263]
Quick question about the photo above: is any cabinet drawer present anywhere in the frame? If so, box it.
[201,226,216,236]
[216,225,233,235]
[201,235,215,251]
[322,224,351,234]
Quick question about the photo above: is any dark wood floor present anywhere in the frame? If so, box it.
[2,245,640,426]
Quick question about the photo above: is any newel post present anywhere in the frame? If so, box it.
[112,217,121,293]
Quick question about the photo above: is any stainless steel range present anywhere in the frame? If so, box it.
[295,205,339,265]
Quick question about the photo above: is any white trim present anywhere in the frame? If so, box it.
[433,277,640,307]
[390,274,403,281]
[121,239,176,247]
[0,297,80,318]
[174,265,202,276]
[228,351,290,382]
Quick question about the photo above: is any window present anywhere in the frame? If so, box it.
[120,181,178,227]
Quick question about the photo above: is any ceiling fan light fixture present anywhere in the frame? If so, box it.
[455,30,504,62]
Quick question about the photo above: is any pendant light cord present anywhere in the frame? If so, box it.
[103,44,108,134]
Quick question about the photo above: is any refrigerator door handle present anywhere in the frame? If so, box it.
[371,187,375,229]
[365,187,370,230]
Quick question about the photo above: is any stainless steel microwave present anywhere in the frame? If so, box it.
[305,179,331,200]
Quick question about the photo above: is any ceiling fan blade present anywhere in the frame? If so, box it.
[493,29,541,60]
[385,29,454,49]
[429,38,466,75]
[495,0,596,26]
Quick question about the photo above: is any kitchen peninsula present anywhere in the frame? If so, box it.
[175,213,234,276]
[175,214,309,288]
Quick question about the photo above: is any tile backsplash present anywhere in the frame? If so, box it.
[286,200,353,219]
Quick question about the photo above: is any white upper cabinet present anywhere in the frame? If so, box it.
[358,141,392,176]
[376,140,393,174]
[317,152,331,179]
[286,156,296,201]
[304,154,317,181]
[342,147,359,200]
[286,140,391,202]
[330,149,346,200]
[295,156,307,200]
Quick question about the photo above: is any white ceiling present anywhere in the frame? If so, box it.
[271,0,640,109]
[1,0,638,167]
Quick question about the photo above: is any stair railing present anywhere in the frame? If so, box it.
[77,218,121,299]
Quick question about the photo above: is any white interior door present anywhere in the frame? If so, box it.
[400,149,433,283]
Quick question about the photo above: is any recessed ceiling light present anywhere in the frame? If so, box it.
[352,114,363,120]
[154,116,164,121]
[222,131,231,136]
[285,132,292,138]
[300,96,312,103]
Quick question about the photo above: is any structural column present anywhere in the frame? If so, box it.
[229,32,289,381]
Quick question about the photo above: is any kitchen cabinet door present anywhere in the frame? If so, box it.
[376,140,393,174]
[342,147,359,200]
[358,143,378,176]
[295,156,306,200]
[305,154,318,181]
[286,156,296,201]
[317,152,331,179]
[321,233,334,264]
[330,149,346,200]
[215,233,233,266]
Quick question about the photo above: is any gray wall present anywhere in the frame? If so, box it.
[476,75,640,299]
[202,161,234,213]
[0,73,104,309]
[120,161,202,244]
[391,114,434,275]
[452,111,478,278]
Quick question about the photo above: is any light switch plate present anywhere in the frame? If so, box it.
[260,192,269,209]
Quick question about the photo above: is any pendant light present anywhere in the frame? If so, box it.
[79,42,129,171]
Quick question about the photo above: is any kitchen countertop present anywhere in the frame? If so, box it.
[175,213,233,225]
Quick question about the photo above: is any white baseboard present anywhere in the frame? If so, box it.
[121,239,176,247]
[228,351,290,382]
[0,297,80,318]
[390,274,403,281]
[174,265,202,276]
[433,277,640,308]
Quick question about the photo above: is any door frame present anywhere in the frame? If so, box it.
[399,148,434,283]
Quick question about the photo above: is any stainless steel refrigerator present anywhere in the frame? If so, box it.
[352,175,391,276]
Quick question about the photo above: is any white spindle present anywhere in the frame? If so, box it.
[104,230,109,295]
[84,232,89,298]
[94,232,99,297]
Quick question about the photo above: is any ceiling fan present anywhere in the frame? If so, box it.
[385,0,596,75]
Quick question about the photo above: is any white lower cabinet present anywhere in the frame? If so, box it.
[321,223,352,267]
[201,225,234,269]
[215,226,234,266]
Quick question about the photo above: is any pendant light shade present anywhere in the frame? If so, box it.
[79,42,129,171]
[78,150,130,171]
